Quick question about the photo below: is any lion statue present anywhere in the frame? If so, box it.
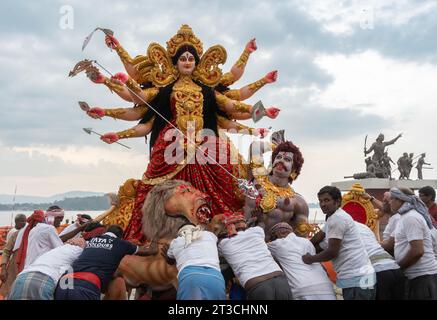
[104,179,212,299]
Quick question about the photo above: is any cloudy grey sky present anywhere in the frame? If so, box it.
[0,0,436,202]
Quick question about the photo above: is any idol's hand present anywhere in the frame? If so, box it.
[86,69,106,84]
[101,132,119,144]
[87,107,105,119]
[245,38,257,53]
[111,72,129,85]
[266,107,281,119]
[105,34,120,49]
[264,70,278,83]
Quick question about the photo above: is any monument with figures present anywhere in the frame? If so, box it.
[333,133,436,224]
[332,133,436,237]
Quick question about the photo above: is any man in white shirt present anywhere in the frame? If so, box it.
[354,221,405,299]
[5,214,26,243]
[20,224,63,268]
[162,224,226,300]
[381,213,400,245]
[215,214,292,300]
[9,238,86,300]
[389,187,437,300]
[303,186,376,300]
[267,222,336,300]
[14,211,64,271]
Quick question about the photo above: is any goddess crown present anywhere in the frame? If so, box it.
[166,24,203,58]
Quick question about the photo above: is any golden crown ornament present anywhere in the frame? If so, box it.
[166,24,203,58]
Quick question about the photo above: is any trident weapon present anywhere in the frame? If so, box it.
[237,179,260,200]
[83,128,130,149]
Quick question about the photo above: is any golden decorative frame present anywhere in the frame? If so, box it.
[341,183,380,239]
[193,45,227,87]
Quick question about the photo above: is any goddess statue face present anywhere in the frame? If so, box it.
[272,151,293,178]
[177,51,196,75]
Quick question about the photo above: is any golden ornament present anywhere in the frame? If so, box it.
[257,176,295,212]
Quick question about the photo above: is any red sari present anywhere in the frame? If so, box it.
[123,99,245,243]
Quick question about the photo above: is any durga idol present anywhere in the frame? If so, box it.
[77,24,286,243]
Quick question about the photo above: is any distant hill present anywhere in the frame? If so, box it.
[0,191,320,211]
[0,195,111,211]
[0,191,105,205]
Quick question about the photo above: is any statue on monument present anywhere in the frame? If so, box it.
[406,153,414,179]
[397,152,410,180]
[345,133,435,182]
[363,133,402,178]
[364,133,402,163]
[416,153,431,180]
[364,157,377,178]
[345,133,402,179]
[381,151,395,179]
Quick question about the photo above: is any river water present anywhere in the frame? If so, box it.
[0,208,324,226]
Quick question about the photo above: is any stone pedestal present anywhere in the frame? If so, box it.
[332,178,437,199]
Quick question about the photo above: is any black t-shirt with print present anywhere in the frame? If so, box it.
[72,234,137,291]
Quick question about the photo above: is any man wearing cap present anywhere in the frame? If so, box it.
[267,222,336,300]
[388,187,437,299]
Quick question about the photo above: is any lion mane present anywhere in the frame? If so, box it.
[141,179,191,240]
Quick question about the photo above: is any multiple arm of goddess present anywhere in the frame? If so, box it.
[100,117,155,144]
[216,115,268,138]
[85,35,279,143]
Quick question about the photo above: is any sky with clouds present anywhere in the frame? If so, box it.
[0,0,436,202]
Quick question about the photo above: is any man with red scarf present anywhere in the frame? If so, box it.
[14,210,63,272]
